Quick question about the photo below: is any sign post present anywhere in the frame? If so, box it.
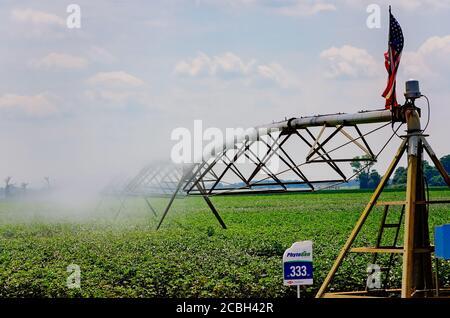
[283,241,313,298]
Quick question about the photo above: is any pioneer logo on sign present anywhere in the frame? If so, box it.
[283,241,313,286]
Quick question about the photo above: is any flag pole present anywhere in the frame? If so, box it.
[388,5,395,110]
[388,6,391,40]
[387,5,393,110]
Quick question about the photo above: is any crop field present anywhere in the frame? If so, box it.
[0,189,449,298]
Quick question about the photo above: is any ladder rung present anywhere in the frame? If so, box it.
[376,200,450,206]
[382,223,401,228]
[350,247,435,254]
[351,247,403,253]
[376,201,405,206]
[415,247,435,253]
[416,200,450,205]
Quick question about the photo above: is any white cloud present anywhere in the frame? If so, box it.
[88,47,117,64]
[256,63,301,88]
[84,89,140,104]
[343,0,450,11]
[275,1,336,16]
[11,8,65,26]
[86,71,145,87]
[83,88,158,111]
[196,0,336,16]
[213,52,255,76]
[30,49,117,71]
[402,35,450,78]
[30,53,88,70]
[175,52,300,88]
[10,8,67,38]
[0,93,58,117]
[401,52,433,79]
[417,35,450,56]
[85,72,150,108]
[175,52,255,77]
[320,45,379,79]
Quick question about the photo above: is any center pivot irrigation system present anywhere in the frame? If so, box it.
[113,79,450,298]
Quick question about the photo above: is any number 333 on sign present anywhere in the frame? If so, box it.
[283,241,313,286]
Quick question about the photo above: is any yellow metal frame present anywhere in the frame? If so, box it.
[316,109,450,298]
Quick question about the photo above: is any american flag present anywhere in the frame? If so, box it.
[382,8,404,109]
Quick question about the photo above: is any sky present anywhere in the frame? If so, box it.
[1,0,450,191]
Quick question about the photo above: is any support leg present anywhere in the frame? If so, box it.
[114,197,127,220]
[156,178,185,230]
[156,169,227,230]
[402,146,418,298]
[401,140,433,297]
[402,110,433,298]
[144,197,158,217]
[422,137,450,187]
[316,139,407,298]
[196,183,227,229]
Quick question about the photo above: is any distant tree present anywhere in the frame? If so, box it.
[392,166,407,186]
[430,175,445,186]
[360,172,370,189]
[391,156,449,187]
[368,169,381,189]
[350,155,374,189]
[425,155,449,186]
[423,160,439,183]
[44,177,50,189]
[440,154,450,175]
[21,182,28,194]
[4,176,12,186]
[4,177,13,197]
[351,154,450,189]
[350,155,373,174]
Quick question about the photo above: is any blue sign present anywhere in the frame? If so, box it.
[283,262,313,280]
[283,241,313,286]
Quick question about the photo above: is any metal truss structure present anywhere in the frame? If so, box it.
[121,162,184,197]
[111,162,186,220]
[114,109,400,230]
[182,122,383,196]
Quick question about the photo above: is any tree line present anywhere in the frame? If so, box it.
[2,177,51,198]
[351,154,450,189]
